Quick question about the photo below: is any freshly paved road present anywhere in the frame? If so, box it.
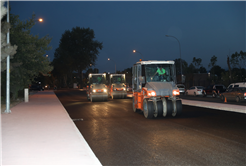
[55,89,246,166]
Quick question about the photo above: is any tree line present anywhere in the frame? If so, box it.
[1,4,245,100]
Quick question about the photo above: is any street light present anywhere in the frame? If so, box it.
[5,0,10,113]
[133,50,143,60]
[165,35,183,82]
[108,58,116,73]
[38,18,43,22]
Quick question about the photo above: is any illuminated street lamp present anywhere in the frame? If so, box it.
[108,58,116,73]
[38,18,43,22]
[165,35,183,82]
[133,50,143,60]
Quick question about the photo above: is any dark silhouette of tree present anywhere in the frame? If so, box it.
[1,12,52,99]
[52,27,103,87]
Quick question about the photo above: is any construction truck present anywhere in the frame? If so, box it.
[87,73,108,102]
[108,74,127,99]
[132,60,182,119]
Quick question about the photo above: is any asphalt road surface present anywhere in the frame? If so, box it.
[55,89,246,166]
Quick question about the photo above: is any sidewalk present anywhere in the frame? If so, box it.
[1,90,102,165]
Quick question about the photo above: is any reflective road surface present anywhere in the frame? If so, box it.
[55,89,246,165]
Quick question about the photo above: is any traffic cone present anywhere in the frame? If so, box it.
[224,97,227,103]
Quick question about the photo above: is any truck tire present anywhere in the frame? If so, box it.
[176,100,182,116]
[163,98,173,117]
[172,100,182,117]
[162,98,167,117]
[167,100,173,116]
[143,99,154,119]
[132,97,140,113]
[153,100,163,118]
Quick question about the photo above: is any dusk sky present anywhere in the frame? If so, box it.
[9,1,245,74]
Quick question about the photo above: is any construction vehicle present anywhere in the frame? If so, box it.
[132,60,182,119]
[87,73,108,102]
[108,74,127,99]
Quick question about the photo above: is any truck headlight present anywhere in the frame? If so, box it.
[147,91,156,97]
[93,89,96,93]
[103,89,107,92]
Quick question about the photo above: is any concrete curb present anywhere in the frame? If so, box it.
[182,99,246,114]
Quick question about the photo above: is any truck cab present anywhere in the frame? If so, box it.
[108,74,127,99]
[132,60,182,119]
[87,73,108,102]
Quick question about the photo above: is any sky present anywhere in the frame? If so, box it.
[9,0,246,74]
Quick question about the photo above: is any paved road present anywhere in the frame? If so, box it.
[55,89,246,166]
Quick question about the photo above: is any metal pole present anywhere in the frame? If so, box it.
[5,0,11,113]
[108,58,116,73]
[133,50,143,60]
[166,35,182,82]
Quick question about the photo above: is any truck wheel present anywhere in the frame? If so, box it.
[167,100,173,116]
[153,100,163,118]
[143,99,154,119]
[176,100,182,116]
[162,98,167,117]
[104,96,108,101]
[132,97,140,113]
[171,100,182,117]
[164,99,173,117]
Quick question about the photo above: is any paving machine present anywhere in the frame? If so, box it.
[108,74,127,99]
[132,60,182,119]
[87,73,108,102]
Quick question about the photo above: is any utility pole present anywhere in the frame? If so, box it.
[5,0,11,113]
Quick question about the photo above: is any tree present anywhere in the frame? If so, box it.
[52,47,74,88]
[210,65,225,81]
[1,12,53,99]
[53,27,103,87]
[186,63,196,74]
[192,57,202,73]
[1,1,18,72]
[229,51,246,82]
[199,66,207,73]
[208,55,217,69]
[174,58,188,75]
[230,51,246,69]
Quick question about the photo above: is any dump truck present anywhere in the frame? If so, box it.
[87,73,108,102]
[132,60,182,119]
[108,74,127,99]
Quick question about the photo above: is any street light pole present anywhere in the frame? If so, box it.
[133,50,143,60]
[108,58,116,73]
[5,0,11,113]
[166,35,182,82]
